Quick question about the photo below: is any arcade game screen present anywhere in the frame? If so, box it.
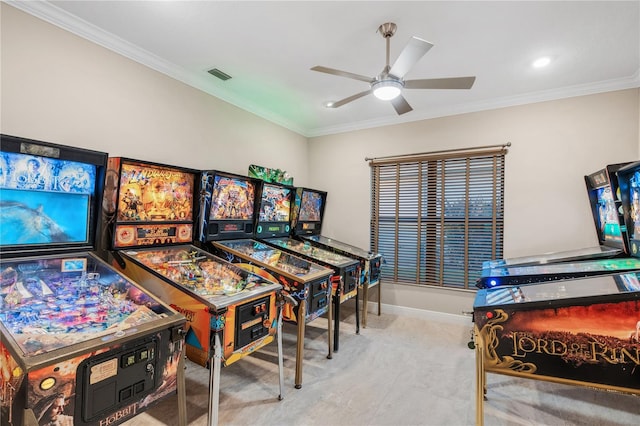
[623,168,640,243]
[107,159,196,248]
[258,183,291,223]
[209,175,255,220]
[0,151,95,248]
[115,162,194,223]
[298,190,323,222]
[595,186,623,244]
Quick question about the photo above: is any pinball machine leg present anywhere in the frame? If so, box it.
[177,349,187,426]
[377,280,382,316]
[355,286,360,334]
[276,300,285,400]
[362,280,370,328]
[333,285,341,352]
[475,327,485,426]
[327,292,333,360]
[294,298,307,389]
[208,333,223,426]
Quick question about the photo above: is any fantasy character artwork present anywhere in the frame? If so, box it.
[248,164,293,186]
[259,185,291,223]
[299,191,323,222]
[628,170,640,240]
[475,293,640,392]
[0,152,96,246]
[209,176,255,220]
[595,186,623,244]
[116,163,194,223]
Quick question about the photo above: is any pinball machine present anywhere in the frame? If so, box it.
[483,163,630,269]
[0,134,187,426]
[473,160,640,423]
[291,186,383,329]
[253,181,360,351]
[478,163,640,289]
[100,159,284,425]
[473,272,640,424]
[196,170,334,389]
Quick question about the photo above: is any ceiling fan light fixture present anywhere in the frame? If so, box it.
[372,79,403,101]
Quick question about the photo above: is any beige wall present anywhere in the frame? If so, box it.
[309,89,640,315]
[3,4,640,316]
[0,4,308,180]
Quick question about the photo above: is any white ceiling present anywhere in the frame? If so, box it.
[10,1,640,137]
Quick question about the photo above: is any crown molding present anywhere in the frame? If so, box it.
[5,0,308,137]
[7,1,640,140]
[306,71,640,138]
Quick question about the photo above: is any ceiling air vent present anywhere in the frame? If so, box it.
[207,68,232,81]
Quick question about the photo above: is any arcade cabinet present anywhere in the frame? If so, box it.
[477,163,640,289]
[473,272,640,425]
[254,182,360,351]
[0,134,187,426]
[197,170,334,389]
[101,159,284,426]
[291,186,383,329]
[484,163,630,268]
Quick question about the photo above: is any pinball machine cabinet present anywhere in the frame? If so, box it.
[300,235,383,328]
[102,159,284,426]
[197,171,335,389]
[291,186,383,329]
[0,135,186,426]
[473,273,640,424]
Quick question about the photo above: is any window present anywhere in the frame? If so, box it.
[370,146,507,290]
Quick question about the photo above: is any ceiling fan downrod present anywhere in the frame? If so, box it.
[378,22,397,74]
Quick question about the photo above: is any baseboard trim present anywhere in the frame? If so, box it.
[364,301,471,326]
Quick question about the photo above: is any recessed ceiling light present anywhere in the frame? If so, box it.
[532,57,551,68]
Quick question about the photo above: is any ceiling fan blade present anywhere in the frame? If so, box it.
[390,95,413,115]
[389,36,434,78]
[311,66,373,83]
[404,76,476,90]
[327,90,371,108]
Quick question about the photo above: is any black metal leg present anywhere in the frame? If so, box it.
[355,288,360,335]
[333,293,340,352]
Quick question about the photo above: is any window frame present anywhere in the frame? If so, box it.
[369,146,507,290]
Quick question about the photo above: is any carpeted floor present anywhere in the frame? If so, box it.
[122,304,640,425]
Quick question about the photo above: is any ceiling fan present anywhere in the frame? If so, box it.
[311,22,476,115]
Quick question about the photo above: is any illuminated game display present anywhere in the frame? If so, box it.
[477,257,640,288]
[255,181,293,239]
[0,152,94,248]
[585,164,628,250]
[106,158,196,248]
[291,187,327,236]
[617,161,640,258]
[595,186,623,244]
[0,134,186,426]
[200,171,258,240]
[473,272,640,423]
